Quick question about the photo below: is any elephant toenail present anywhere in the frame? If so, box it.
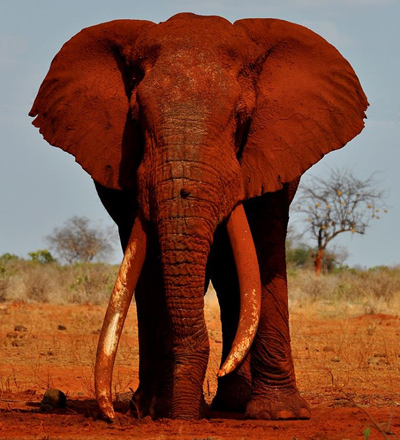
[276,410,295,419]
[299,408,311,419]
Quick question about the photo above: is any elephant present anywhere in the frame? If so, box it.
[30,13,367,421]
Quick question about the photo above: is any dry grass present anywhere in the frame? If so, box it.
[0,259,118,304]
[1,257,399,318]
[0,259,400,317]
[288,267,400,317]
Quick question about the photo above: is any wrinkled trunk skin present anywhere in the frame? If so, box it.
[159,220,211,419]
[155,182,216,419]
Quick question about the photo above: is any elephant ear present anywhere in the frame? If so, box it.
[234,19,368,197]
[30,20,155,190]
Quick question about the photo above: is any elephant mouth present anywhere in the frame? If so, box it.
[94,203,261,421]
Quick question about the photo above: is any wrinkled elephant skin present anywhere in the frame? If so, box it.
[30,13,368,421]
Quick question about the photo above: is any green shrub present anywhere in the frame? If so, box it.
[0,253,20,262]
[28,249,57,264]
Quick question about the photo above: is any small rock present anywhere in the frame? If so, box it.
[331,357,341,363]
[12,340,23,347]
[40,389,67,412]
[323,346,335,352]
[6,332,18,339]
[57,325,67,331]
[14,325,27,332]
[368,357,380,366]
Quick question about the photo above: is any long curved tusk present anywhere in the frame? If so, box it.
[218,203,261,377]
[95,213,147,421]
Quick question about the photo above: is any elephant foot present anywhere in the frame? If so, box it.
[211,373,252,413]
[131,386,210,420]
[131,386,171,419]
[245,388,311,420]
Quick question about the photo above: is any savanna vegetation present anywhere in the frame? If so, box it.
[0,252,118,304]
[1,250,399,317]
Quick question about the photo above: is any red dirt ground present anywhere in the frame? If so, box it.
[0,296,399,439]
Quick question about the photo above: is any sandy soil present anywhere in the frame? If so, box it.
[0,295,399,439]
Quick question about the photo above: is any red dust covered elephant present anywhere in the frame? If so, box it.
[30,13,367,421]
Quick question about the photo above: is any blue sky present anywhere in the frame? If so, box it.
[1,0,399,267]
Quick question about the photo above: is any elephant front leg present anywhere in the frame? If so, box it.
[245,277,310,420]
[132,239,174,419]
[244,190,310,420]
[209,225,252,413]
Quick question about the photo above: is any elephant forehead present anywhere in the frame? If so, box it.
[141,47,243,104]
[159,57,238,95]
[153,13,234,43]
[137,65,240,122]
[135,14,252,66]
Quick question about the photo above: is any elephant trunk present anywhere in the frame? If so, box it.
[149,143,221,418]
[157,213,213,419]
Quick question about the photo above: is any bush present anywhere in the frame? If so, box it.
[28,249,57,264]
[286,243,312,269]
[0,257,118,304]
[288,266,400,315]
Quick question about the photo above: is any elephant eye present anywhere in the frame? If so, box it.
[235,114,251,160]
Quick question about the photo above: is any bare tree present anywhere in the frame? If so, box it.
[286,225,348,272]
[46,216,115,264]
[296,169,388,275]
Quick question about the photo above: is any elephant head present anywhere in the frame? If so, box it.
[30,13,367,420]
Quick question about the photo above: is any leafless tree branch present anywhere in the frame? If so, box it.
[295,168,388,274]
[45,216,116,264]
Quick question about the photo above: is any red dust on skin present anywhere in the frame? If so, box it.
[29,13,368,421]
